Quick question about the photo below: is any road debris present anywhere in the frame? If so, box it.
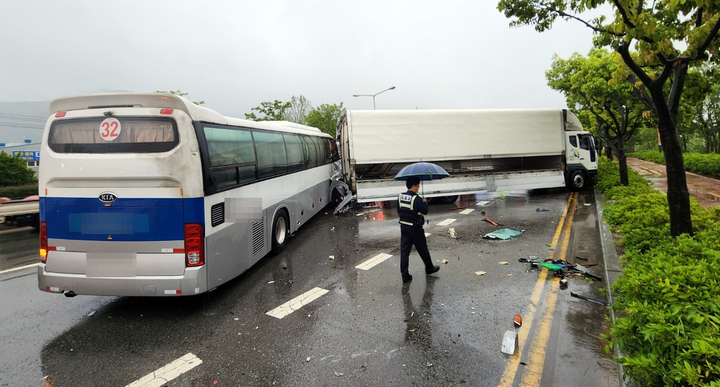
[537,262,563,271]
[441,259,449,264]
[329,255,335,260]
[483,217,503,226]
[570,292,608,305]
[499,261,509,265]
[475,271,487,276]
[87,310,96,317]
[334,372,344,377]
[483,228,523,240]
[449,206,467,211]
[560,278,568,288]
[514,314,522,327]
[535,208,549,212]
[267,280,275,284]
[448,228,459,239]
[501,330,517,355]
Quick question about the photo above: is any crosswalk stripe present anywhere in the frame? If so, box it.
[125,353,202,387]
[476,201,490,206]
[459,209,475,215]
[437,218,456,227]
[355,253,393,271]
[266,287,329,319]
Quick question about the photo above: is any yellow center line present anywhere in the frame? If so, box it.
[519,193,577,386]
[497,192,577,387]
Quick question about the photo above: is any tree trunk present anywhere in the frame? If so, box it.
[617,134,629,186]
[652,89,693,236]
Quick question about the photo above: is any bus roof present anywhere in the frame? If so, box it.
[48,92,330,138]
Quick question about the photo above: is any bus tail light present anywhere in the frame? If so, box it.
[184,223,204,267]
[160,108,174,115]
[39,222,48,263]
[55,112,66,118]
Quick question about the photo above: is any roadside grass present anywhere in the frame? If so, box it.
[632,149,720,179]
[598,157,720,386]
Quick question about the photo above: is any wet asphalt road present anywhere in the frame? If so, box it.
[0,190,618,387]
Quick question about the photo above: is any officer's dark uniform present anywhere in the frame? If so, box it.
[398,189,436,282]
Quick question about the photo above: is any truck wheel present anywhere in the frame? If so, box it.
[271,210,289,255]
[442,195,458,204]
[568,170,587,191]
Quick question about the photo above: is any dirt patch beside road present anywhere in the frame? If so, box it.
[626,157,720,208]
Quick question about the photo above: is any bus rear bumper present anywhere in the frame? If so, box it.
[37,264,208,297]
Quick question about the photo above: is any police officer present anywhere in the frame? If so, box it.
[397,176,439,283]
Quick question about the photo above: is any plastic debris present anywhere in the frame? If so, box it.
[329,255,335,260]
[483,228,523,240]
[499,261,509,265]
[87,311,96,317]
[560,278,568,288]
[448,228,458,239]
[501,330,517,355]
[267,280,275,284]
[475,271,487,276]
[483,217,503,226]
[514,314,522,327]
[536,208,549,212]
[334,372,344,377]
[441,259,449,264]
[536,262,562,271]
[570,292,608,305]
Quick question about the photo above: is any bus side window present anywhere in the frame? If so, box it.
[284,134,304,172]
[254,131,288,178]
[302,136,319,168]
[314,137,330,164]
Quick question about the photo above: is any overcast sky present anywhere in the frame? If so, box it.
[0,0,601,118]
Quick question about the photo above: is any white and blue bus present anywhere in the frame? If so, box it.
[38,93,336,297]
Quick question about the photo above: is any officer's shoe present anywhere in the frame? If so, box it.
[426,265,440,275]
[402,274,413,283]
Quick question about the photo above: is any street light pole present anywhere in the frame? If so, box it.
[353,86,396,110]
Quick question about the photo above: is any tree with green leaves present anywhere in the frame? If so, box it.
[244,100,292,121]
[0,152,36,187]
[546,48,653,185]
[498,0,720,236]
[305,103,345,137]
[286,95,312,125]
[685,64,720,154]
[155,90,204,105]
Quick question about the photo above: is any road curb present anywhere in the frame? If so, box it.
[594,187,625,387]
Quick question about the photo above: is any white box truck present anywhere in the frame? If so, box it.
[335,109,597,204]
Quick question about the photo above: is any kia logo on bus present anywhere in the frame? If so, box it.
[99,193,118,203]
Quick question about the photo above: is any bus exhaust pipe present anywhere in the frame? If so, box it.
[64,291,76,298]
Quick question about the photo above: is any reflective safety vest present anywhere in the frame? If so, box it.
[398,192,425,227]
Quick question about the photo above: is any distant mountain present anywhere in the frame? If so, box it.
[0,100,50,145]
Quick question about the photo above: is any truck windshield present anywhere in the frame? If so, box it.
[48,117,178,153]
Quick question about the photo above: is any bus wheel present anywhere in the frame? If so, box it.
[568,170,587,191]
[271,210,289,255]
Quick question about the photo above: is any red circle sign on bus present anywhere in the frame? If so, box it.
[99,117,121,141]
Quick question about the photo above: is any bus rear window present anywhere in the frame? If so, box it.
[48,117,178,153]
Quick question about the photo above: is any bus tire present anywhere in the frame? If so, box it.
[568,170,587,191]
[271,210,289,255]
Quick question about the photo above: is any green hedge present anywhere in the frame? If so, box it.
[599,157,720,386]
[0,184,39,200]
[633,150,720,179]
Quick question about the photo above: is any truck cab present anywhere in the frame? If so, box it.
[564,131,597,190]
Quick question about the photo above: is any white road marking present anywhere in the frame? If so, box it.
[355,253,393,271]
[476,201,490,206]
[424,233,431,237]
[266,287,329,319]
[0,262,39,275]
[459,209,475,215]
[125,353,202,387]
[437,218,456,227]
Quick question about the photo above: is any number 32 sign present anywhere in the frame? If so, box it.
[99,117,121,141]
